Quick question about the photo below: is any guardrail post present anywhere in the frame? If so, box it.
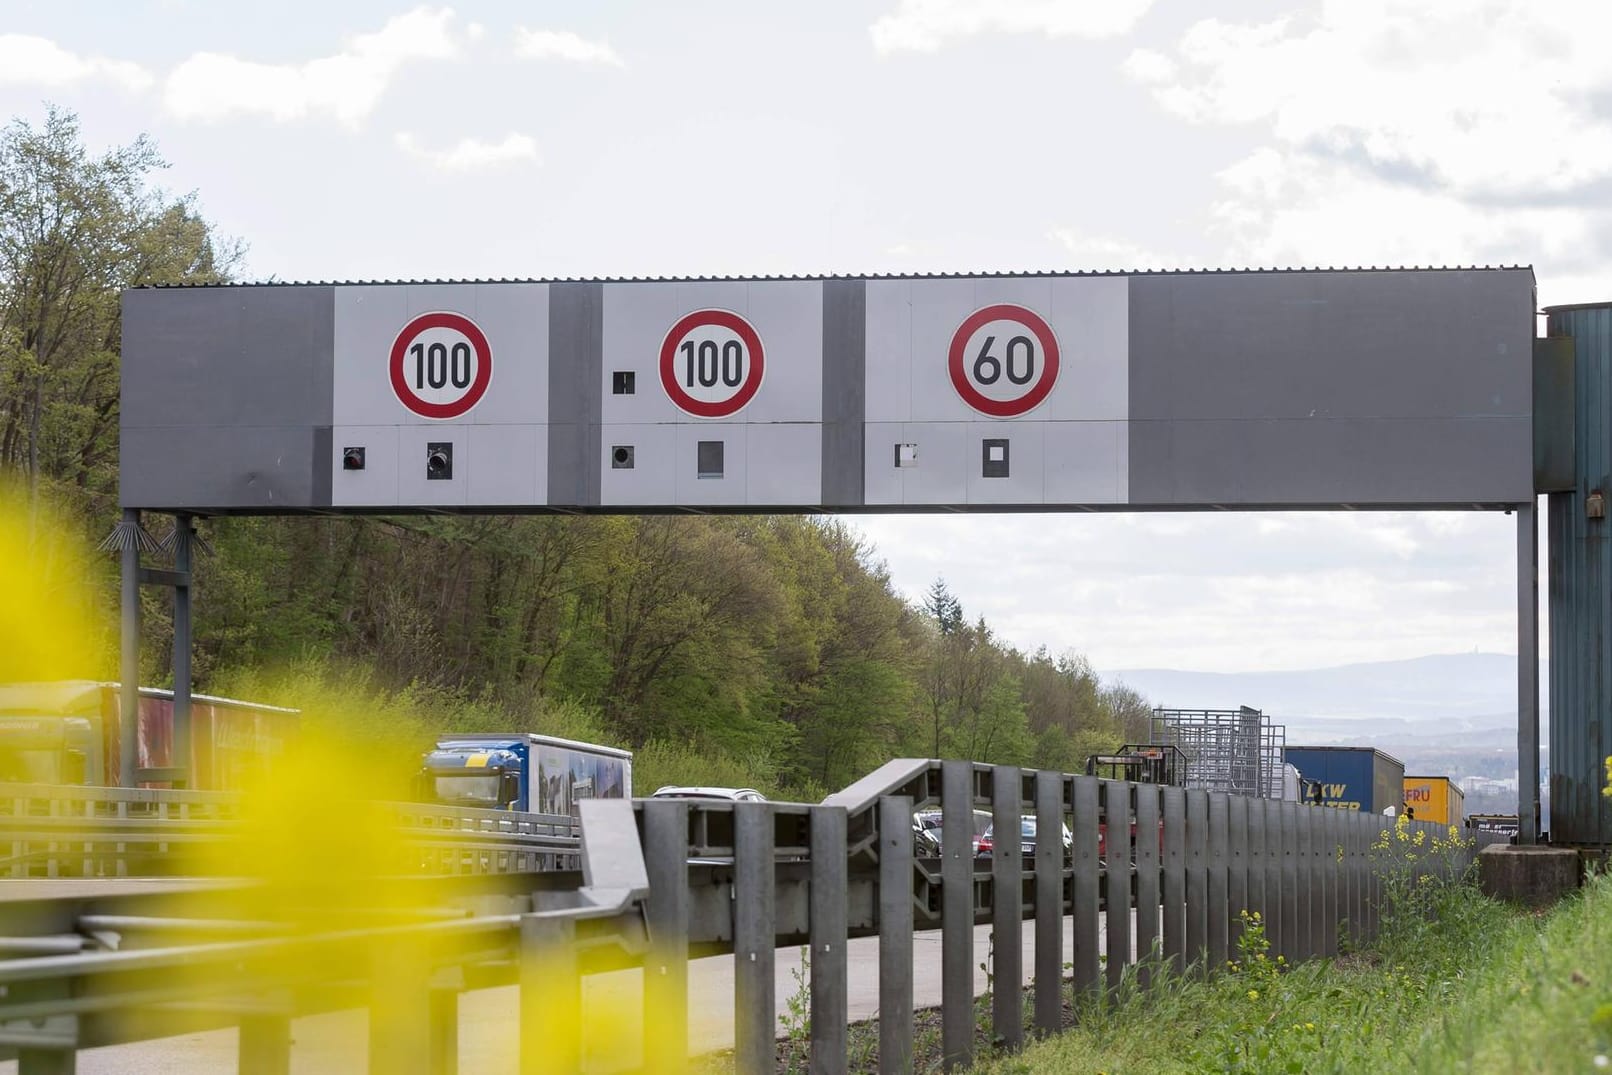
[1160,786,1185,979]
[1069,776,1100,998]
[239,1013,291,1075]
[1184,789,1208,975]
[876,796,911,1075]
[1103,781,1131,995]
[1131,782,1160,991]
[17,1049,75,1075]
[1032,770,1065,1033]
[991,765,1023,1051]
[734,802,775,1075]
[643,799,689,1074]
[811,804,849,1075]
[370,939,432,1075]
[940,760,974,1071]
[520,914,580,1075]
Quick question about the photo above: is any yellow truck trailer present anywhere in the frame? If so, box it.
[1402,775,1464,826]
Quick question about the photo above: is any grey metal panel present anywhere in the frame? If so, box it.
[1160,786,1185,977]
[1129,416,1532,505]
[1032,770,1064,1035]
[822,279,866,508]
[1535,336,1575,492]
[120,426,320,511]
[991,766,1022,1050]
[1128,268,1535,505]
[548,282,603,507]
[1070,776,1101,995]
[1132,783,1160,989]
[734,803,775,1075]
[1184,789,1207,973]
[874,798,908,1075]
[1246,795,1266,933]
[1323,808,1339,957]
[310,427,332,507]
[1263,801,1281,959]
[940,761,974,1070]
[1297,806,1316,961]
[643,801,689,1071]
[1206,793,1228,971]
[1104,781,1132,993]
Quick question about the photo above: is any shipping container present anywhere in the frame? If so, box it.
[1402,775,1464,827]
[1283,746,1406,813]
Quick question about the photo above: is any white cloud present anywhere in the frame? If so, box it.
[395,131,539,171]
[164,7,463,126]
[513,29,624,67]
[871,0,1154,54]
[1122,1,1612,301]
[0,33,152,91]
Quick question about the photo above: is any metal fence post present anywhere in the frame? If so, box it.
[1070,776,1101,998]
[734,802,776,1075]
[1206,793,1229,972]
[643,800,689,1074]
[240,1013,292,1075]
[1104,781,1132,994]
[991,765,1023,1052]
[520,915,579,1075]
[1227,794,1248,957]
[1160,786,1186,979]
[1280,802,1298,963]
[1184,789,1208,975]
[876,797,910,1075]
[940,760,975,1071]
[1033,770,1065,1034]
[1132,783,1161,991]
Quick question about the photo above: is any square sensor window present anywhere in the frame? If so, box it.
[697,440,724,479]
[611,445,635,469]
[982,438,1009,478]
[894,443,918,468]
[612,371,635,395]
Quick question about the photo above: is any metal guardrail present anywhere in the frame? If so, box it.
[0,762,1473,1074]
[0,782,582,877]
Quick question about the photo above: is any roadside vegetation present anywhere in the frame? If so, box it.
[967,840,1612,1074]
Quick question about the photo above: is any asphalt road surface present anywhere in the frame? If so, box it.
[3,915,1132,1073]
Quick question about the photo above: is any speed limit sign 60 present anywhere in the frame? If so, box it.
[389,311,493,420]
[658,309,765,418]
[948,303,1060,418]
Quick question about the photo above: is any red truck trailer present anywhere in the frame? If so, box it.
[0,680,298,789]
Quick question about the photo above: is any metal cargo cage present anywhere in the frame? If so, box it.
[1150,706,1288,799]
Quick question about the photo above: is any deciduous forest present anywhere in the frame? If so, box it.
[0,109,1150,799]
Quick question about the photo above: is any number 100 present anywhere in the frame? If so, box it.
[410,341,473,390]
[679,338,744,388]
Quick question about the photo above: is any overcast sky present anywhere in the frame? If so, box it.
[2,0,1598,673]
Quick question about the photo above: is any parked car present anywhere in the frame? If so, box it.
[914,809,993,854]
[976,816,1072,859]
[650,785,766,802]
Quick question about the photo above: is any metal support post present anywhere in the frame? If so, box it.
[172,513,194,789]
[119,508,140,788]
[1517,500,1540,843]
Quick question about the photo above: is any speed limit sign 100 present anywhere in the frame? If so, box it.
[658,309,765,418]
[389,311,493,420]
[947,303,1061,418]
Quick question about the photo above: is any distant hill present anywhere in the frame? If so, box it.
[1101,652,1546,784]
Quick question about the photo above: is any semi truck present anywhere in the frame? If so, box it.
[0,680,299,789]
[1283,746,1405,813]
[1403,775,1464,826]
[419,733,632,816]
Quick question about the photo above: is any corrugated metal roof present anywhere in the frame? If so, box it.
[133,264,1536,289]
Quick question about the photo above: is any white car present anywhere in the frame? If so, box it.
[650,785,767,802]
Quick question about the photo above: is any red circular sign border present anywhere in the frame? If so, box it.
[389,311,494,420]
[658,309,766,419]
[947,303,1061,418]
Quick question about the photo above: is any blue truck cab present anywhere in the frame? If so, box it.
[419,733,633,816]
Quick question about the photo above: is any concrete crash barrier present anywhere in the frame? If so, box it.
[1477,845,1581,909]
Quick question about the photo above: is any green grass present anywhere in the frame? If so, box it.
[971,868,1612,1074]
